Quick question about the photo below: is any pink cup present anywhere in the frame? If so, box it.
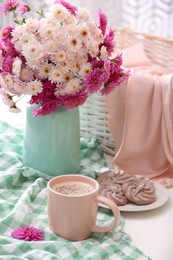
[47,174,120,241]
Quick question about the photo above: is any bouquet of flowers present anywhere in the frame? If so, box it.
[0,0,129,116]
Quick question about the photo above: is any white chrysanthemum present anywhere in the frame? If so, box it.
[12,57,22,76]
[66,24,78,35]
[13,41,22,52]
[18,33,36,46]
[9,107,21,113]
[44,12,57,25]
[49,4,68,21]
[87,41,99,57]
[38,63,52,79]
[20,67,34,82]
[68,36,81,50]
[55,50,67,62]
[12,25,27,42]
[67,50,76,62]
[87,21,99,34]
[44,39,58,54]
[25,18,41,33]
[100,46,108,59]
[22,42,44,60]
[56,30,66,43]
[76,8,90,21]
[3,74,13,87]
[72,61,81,73]
[93,28,104,43]
[26,80,42,95]
[0,75,6,88]
[79,25,89,41]
[64,13,76,24]
[13,82,24,94]
[63,72,73,83]
[1,92,14,107]
[60,61,71,73]
[39,24,55,39]
[78,52,88,63]
[66,78,81,94]
[55,87,67,97]
[79,63,92,77]
[26,58,41,69]
[49,68,63,83]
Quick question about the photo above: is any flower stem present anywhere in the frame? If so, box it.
[30,8,45,18]
[12,10,23,25]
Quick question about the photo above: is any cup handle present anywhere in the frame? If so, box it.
[91,195,120,233]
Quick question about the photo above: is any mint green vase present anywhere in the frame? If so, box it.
[23,105,80,176]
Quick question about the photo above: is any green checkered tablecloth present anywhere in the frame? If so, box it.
[0,120,151,260]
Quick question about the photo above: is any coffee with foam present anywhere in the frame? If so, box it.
[53,181,95,195]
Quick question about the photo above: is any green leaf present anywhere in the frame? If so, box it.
[14,19,20,25]
[22,18,26,24]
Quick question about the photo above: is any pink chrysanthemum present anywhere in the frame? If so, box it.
[29,80,60,116]
[98,9,107,35]
[2,40,18,57]
[1,26,14,41]
[33,102,57,116]
[18,2,30,15]
[103,28,115,56]
[30,80,57,104]
[113,53,123,67]
[101,60,111,80]
[1,56,14,73]
[63,90,88,109]
[84,69,103,94]
[54,0,77,15]
[100,69,130,95]
[0,0,19,14]
[11,226,44,241]
[90,59,104,69]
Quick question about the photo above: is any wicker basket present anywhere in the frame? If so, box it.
[80,28,173,153]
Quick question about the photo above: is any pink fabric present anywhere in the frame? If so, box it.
[105,43,173,187]
[120,42,151,68]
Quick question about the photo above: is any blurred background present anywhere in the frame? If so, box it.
[0,0,173,38]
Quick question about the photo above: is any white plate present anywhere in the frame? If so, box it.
[99,182,169,212]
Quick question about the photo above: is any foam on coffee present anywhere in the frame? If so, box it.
[53,181,94,195]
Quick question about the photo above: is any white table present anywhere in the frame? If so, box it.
[105,154,173,260]
[123,189,173,260]
[1,104,173,260]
